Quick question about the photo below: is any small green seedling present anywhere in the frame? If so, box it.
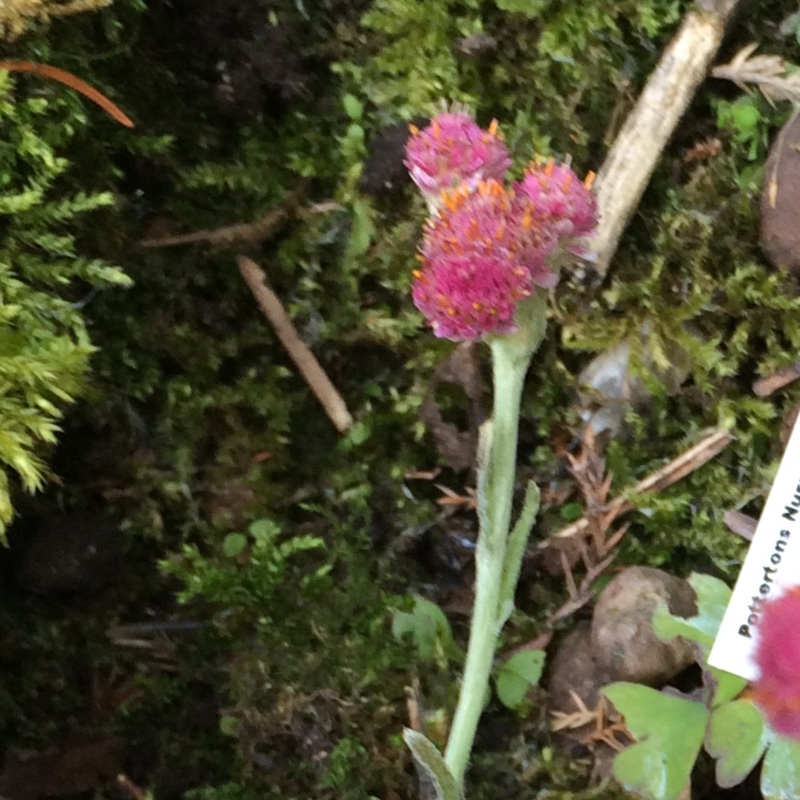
[494,649,545,712]
[392,595,457,664]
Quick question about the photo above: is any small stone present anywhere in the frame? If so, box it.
[761,109,800,274]
[546,622,613,716]
[590,566,697,685]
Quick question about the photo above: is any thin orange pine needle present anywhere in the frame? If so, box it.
[0,60,134,128]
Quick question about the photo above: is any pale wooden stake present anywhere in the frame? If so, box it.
[591,0,744,276]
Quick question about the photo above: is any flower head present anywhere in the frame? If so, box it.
[515,158,598,241]
[404,109,511,210]
[753,585,800,740]
[413,180,546,340]
[412,253,533,340]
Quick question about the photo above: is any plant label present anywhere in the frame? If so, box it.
[709,411,800,680]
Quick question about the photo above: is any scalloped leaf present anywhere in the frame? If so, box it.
[603,683,708,800]
[707,700,769,788]
[652,572,747,705]
[652,572,730,654]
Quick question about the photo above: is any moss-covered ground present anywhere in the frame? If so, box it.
[2,1,800,798]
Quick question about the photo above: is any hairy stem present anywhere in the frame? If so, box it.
[444,293,546,787]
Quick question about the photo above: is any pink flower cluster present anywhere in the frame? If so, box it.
[753,586,800,740]
[404,109,597,341]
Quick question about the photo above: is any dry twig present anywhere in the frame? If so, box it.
[753,360,800,397]
[237,255,353,434]
[140,181,308,248]
[543,428,733,625]
[117,775,147,800]
[405,677,424,733]
[712,43,800,105]
[542,428,734,545]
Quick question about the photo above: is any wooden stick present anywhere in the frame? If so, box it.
[541,428,734,546]
[589,0,743,276]
[237,255,353,434]
[140,181,309,248]
[140,210,290,248]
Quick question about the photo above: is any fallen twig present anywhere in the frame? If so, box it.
[140,181,309,248]
[405,677,424,733]
[711,43,800,105]
[237,255,353,434]
[542,428,734,545]
[117,774,147,800]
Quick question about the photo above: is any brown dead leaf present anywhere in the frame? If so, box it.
[724,510,757,541]
[418,342,485,471]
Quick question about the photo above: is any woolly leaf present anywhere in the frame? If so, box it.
[403,729,463,800]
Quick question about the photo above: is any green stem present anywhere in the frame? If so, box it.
[443,294,547,787]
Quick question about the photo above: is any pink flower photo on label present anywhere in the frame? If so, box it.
[753,585,800,741]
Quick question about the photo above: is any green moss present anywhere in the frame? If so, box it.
[0,70,131,536]
[7,0,800,798]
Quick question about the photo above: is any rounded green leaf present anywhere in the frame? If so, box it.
[222,532,248,558]
[391,596,453,662]
[707,700,768,788]
[652,572,732,656]
[495,650,545,710]
[342,94,363,121]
